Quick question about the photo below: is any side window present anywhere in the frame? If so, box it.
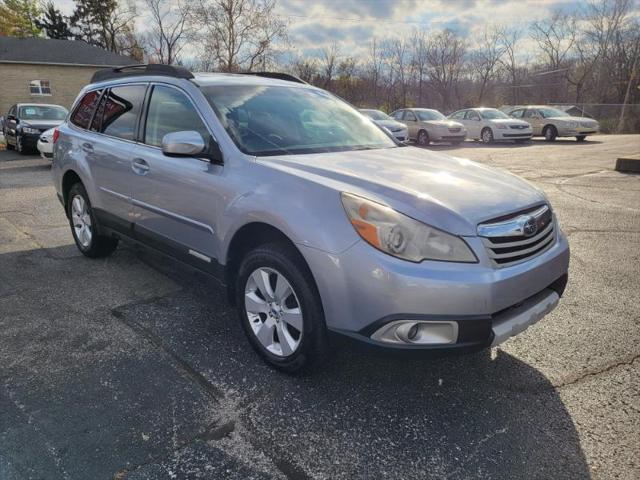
[465,111,480,121]
[450,111,465,120]
[524,109,538,118]
[404,111,417,121]
[98,85,146,141]
[510,109,523,118]
[70,90,102,129]
[144,85,209,147]
[9,105,16,117]
[392,110,404,120]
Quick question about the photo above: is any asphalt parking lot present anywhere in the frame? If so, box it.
[1,135,639,480]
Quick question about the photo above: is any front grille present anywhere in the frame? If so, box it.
[448,127,461,133]
[580,121,596,128]
[478,205,556,266]
[510,125,527,129]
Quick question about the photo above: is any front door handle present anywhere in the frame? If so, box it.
[82,142,94,152]
[132,158,150,175]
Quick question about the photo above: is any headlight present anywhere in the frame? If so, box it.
[21,126,40,134]
[495,123,508,130]
[341,192,477,263]
[566,121,578,128]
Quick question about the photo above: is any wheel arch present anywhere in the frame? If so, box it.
[224,222,319,306]
[61,169,83,214]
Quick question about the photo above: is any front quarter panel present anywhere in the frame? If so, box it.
[218,159,361,263]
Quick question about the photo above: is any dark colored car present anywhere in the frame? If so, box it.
[3,103,68,154]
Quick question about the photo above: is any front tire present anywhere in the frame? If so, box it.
[576,135,586,142]
[544,125,557,142]
[417,129,430,146]
[67,183,118,258]
[236,242,328,373]
[481,127,494,143]
[16,135,27,155]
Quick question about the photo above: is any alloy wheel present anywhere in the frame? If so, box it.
[482,129,493,143]
[244,267,303,357]
[71,195,92,248]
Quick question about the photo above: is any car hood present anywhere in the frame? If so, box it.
[375,119,407,131]
[21,119,64,130]
[259,146,546,236]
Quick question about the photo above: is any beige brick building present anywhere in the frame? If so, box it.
[0,37,137,116]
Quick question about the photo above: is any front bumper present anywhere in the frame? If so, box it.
[300,230,569,352]
[431,131,466,142]
[495,130,532,140]
[37,139,53,159]
[558,126,599,136]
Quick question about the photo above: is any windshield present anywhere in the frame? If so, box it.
[416,109,446,121]
[479,109,510,120]
[18,105,67,121]
[202,85,396,156]
[539,107,569,118]
[360,109,392,121]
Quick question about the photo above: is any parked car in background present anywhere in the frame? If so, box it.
[508,106,599,142]
[52,65,569,373]
[449,108,532,143]
[391,108,466,145]
[359,109,409,142]
[37,127,56,160]
[3,103,68,154]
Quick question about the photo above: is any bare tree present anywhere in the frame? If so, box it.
[426,29,466,110]
[409,29,429,106]
[193,0,287,72]
[472,25,506,104]
[498,27,527,105]
[291,56,319,83]
[144,0,192,64]
[319,42,339,88]
[530,11,577,70]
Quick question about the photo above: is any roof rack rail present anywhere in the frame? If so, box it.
[90,64,194,84]
[242,71,308,85]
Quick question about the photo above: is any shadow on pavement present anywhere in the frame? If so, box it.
[0,243,591,479]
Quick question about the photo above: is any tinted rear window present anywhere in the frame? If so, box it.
[70,90,102,129]
[97,85,146,141]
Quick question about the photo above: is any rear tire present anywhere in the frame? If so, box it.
[543,125,557,142]
[67,183,118,258]
[576,135,586,142]
[236,242,328,373]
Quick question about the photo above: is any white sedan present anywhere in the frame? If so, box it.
[449,108,532,143]
[37,127,56,160]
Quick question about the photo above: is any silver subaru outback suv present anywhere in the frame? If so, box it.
[52,65,569,372]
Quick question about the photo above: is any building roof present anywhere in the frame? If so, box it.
[0,37,138,67]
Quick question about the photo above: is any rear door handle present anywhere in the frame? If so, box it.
[82,142,94,152]
[131,158,150,175]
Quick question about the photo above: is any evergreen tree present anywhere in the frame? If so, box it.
[71,0,118,50]
[0,0,42,37]
[36,2,72,39]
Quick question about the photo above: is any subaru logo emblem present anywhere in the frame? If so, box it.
[522,217,538,237]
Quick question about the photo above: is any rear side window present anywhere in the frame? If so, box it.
[392,110,404,120]
[96,85,146,141]
[70,90,102,129]
[465,111,480,120]
[144,85,209,147]
[510,109,524,118]
[404,111,417,121]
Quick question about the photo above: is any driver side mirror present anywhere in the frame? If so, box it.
[162,131,223,164]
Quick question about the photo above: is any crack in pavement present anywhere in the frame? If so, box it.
[552,354,640,389]
[109,303,311,480]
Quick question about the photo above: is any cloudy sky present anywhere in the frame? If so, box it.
[54,0,639,60]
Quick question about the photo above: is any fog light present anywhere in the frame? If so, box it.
[371,320,458,345]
